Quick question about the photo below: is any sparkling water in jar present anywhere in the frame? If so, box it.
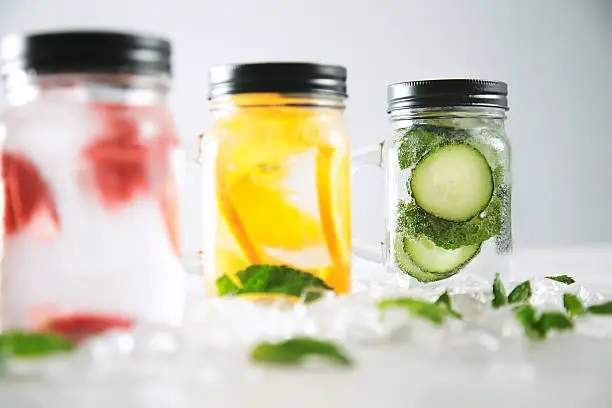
[0,31,184,331]
[200,63,351,297]
[353,79,512,285]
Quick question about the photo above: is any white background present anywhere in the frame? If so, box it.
[0,0,610,254]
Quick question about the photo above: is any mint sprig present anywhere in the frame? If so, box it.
[251,337,352,367]
[546,275,575,285]
[379,294,461,325]
[216,265,333,301]
[515,305,574,341]
[514,304,540,339]
[492,276,533,308]
[536,311,574,336]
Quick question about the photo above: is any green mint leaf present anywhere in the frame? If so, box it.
[563,293,585,317]
[379,297,459,325]
[251,337,352,367]
[545,275,575,285]
[397,124,471,171]
[435,291,462,318]
[586,301,612,315]
[0,331,75,358]
[396,197,502,250]
[514,306,574,341]
[515,305,542,340]
[216,275,240,296]
[492,273,507,308]
[507,281,532,304]
[216,265,333,300]
[397,128,439,170]
[537,312,574,336]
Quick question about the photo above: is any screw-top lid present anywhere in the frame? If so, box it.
[0,31,172,77]
[387,79,508,112]
[208,62,347,99]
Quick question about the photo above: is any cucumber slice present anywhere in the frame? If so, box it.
[410,144,493,222]
[405,236,480,273]
[393,235,480,282]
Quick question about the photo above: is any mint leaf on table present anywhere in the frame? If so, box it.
[492,273,507,308]
[216,265,333,301]
[251,337,352,367]
[586,301,612,315]
[537,312,574,334]
[563,293,585,317]
[515,305,541,340]
[545,275,575,285]
[507,281,532,304]
[435,291,462,319]
[396,197,502,250]
[514,305,574,341]
[379,297,460,325]
[0,331,75,358]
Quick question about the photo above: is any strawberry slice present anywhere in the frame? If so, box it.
[2,152,60,237]
[80,104,151,208]
[43,313,134,344]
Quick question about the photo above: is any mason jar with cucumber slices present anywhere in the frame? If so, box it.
[353,79,511,284]
[386,79,512,283]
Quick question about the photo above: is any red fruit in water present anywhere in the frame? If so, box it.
[80,104,151,208]
[81,103,181,252]
[43,313,134,344]
[2,152,60,237]
[81,104,180,254]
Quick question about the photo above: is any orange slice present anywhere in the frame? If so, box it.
[315,146,351,292]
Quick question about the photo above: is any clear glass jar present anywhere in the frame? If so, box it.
[0,31,184,331]
[200,63,351,297]
[354,79,511,284]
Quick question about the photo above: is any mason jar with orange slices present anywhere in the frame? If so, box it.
[200,63,351,297]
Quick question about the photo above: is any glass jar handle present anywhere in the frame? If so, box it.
[179,134,204,274]
[351,142,385,263]
[189,133,204,164]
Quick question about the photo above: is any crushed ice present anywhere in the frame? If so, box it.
[2,273,612,407]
